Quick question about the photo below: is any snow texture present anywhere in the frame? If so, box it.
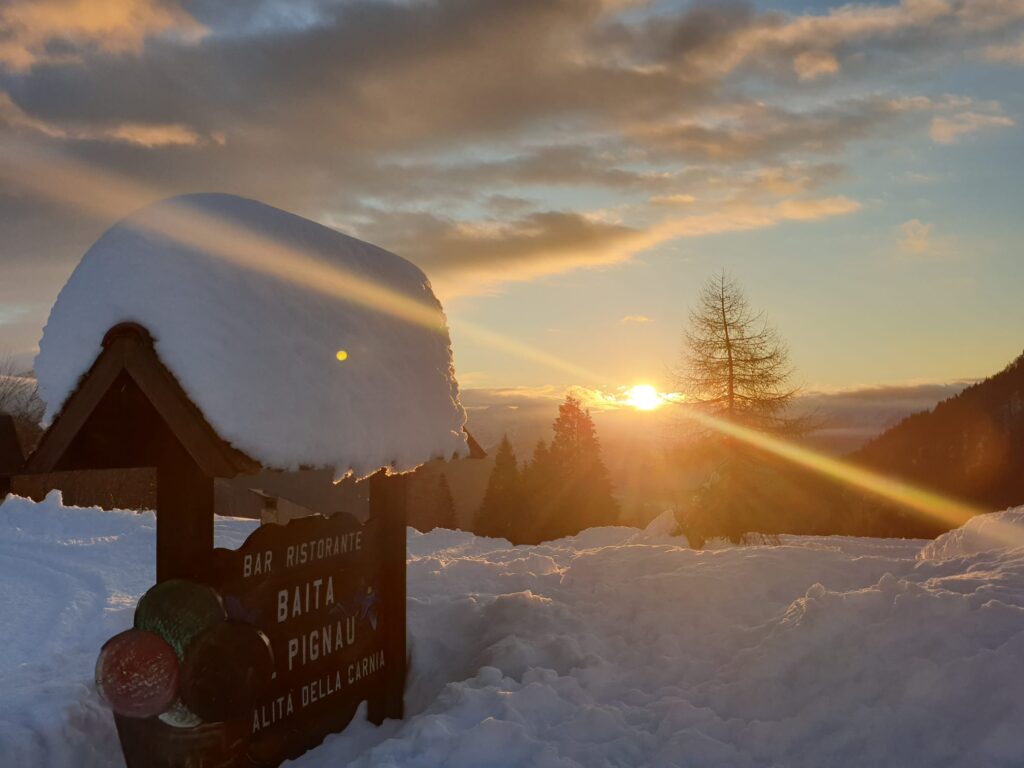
[2,492,1023,767]
[35,194,466,479]
[919,508,1024,561]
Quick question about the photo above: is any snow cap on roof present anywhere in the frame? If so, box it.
[36,193,467,479]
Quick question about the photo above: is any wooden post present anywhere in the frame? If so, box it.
[156,461,214,583]
[367,470,407,724]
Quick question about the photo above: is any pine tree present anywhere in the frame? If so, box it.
[520,440,554,544]
[474,435,522,541]
[434,473,458,531]
[543,395,619,539]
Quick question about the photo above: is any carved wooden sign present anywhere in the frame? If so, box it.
[204,512,390,766]
[107,495,407,768]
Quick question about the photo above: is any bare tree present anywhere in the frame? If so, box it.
[0,355,45,450]
[674,271,802,435]
[671,272,810,547]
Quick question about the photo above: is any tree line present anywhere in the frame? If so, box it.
[474,394,619,544]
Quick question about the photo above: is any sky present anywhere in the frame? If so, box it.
[0,0,1022,403]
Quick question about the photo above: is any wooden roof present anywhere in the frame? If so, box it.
[24,323,259,478]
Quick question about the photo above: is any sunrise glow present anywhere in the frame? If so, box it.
[624,385,664,411]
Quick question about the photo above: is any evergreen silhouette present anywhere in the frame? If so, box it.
[539,394,619,539]
[433,473,458,531]
[519,440,554,544]
[475,435,523,541]
[849,349,1024,534]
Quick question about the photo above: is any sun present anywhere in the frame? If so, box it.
[624,384,664,411]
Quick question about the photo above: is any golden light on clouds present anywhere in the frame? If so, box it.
[0,0,205,71]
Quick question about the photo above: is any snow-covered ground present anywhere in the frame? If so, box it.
[1,494,1023,767]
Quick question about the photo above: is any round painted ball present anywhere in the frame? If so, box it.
[181,621,275,722]
[95,629,180,718]
[134,579,227,660]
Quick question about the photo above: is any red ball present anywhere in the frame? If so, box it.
[95,629,180,718]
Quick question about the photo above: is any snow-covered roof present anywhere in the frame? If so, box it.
[36,193,467,479]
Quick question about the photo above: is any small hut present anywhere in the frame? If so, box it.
[10,194,471,755]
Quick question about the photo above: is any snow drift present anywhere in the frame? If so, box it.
[2,493,1023,767]
[35,194,466,479]
[919,508,1024,561]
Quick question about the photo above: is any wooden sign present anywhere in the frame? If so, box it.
[203,511,393,766]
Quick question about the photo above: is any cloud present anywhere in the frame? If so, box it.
[0,0,1021,358]
[898,219,934,254]
[896,218,954,257]
[792,50,841,80]
[983,34,1024,62]
[357,193,860,296]
[621,315,654,324]
[632,98,916,163]
[929,111,1017,143]
[650,194,697,206]
[0,91,216,147]
[359,209,657,294]
[0,0,205,71]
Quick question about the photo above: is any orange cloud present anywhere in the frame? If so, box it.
[0,0,204,71]
[0,91,216,147]
[984,35,1024,63]
[929,111,1016,143]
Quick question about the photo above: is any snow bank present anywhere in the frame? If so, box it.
[919,508,1024,561]
[3,493,1023,767]
[36,194,467,479]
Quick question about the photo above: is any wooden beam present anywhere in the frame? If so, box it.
[24,338,131,473]
[367,470,407,724]
[124,340,258,479]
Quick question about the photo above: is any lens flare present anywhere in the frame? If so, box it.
[0,141,604,384]
[679,409,1010,538]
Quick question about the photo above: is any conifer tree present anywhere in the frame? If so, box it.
[434,473,458,531]
[520,440,554,544]
[675,271,800,433]
[673,272,803,545]
[543,395,619,538]
[474,435,522,541]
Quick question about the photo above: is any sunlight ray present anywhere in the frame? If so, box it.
[679,408,1022,543]
[0,141,604,384]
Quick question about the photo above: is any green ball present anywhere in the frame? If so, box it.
[134,580,227,660]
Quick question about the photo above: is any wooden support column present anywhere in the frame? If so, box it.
[156,461,214,583]
[367,470,407,724]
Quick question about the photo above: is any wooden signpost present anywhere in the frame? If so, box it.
[114,485,407,767]
[9,324,411,767]
[205,498,405,764]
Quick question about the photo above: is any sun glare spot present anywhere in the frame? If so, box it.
[625,384,663,411]
[335,349,349,361]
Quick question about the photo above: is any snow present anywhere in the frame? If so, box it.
[2,492,1024,767]
[919,508,1024,561]
[35,193,467,480]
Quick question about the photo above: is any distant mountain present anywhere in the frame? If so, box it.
[852,351,1024,516]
